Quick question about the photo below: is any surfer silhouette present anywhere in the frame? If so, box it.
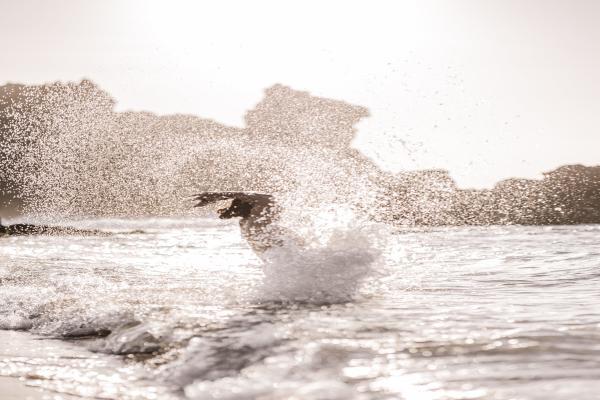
[192,192,301,254]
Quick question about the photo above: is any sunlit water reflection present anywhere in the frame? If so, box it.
[1,218,599,399]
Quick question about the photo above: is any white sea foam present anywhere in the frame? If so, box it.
[184,376,361,400]
[0,312,33,330]
[257,221,386,304]
[2,222,600,400]
[182,341,368,400]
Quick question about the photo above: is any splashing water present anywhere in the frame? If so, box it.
[0,80,389,306]
[258,219,387,304]
[1,82,600,400]
[0,81,382,222]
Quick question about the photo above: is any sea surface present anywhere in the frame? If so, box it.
[0,218,599,400]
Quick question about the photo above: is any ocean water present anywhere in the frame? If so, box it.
[0,218,599,400]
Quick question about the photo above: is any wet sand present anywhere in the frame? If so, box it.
[0,330,88,400]
[0,376,46,400]
[0,376,83,399]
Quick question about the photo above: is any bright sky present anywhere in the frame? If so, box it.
[1,0,599,187]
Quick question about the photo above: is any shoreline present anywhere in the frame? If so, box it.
[0,330,87,400]
[0,376,46,400]
[0,376,83,400]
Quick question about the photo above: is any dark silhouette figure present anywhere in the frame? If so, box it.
[193,192,302,254]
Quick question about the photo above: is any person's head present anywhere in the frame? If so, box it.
[218,198,252,219]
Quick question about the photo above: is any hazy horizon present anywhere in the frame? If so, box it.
[2,0,599,188]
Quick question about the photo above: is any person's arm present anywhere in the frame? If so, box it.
[192,192,274,209]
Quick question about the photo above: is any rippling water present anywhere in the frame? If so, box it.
[1,218,599,399]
